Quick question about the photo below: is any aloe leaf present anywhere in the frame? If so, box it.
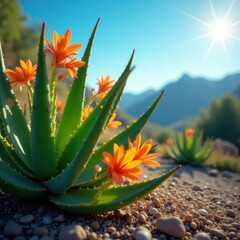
[74,90,165,185]
[57,53,134,171]
[0,161,46,198]
[0,44,31,167]
[0,136,34,178]
[56,19,100,158]
[49,166,180,213]
[45,67,132,194]
[31,23,56,181]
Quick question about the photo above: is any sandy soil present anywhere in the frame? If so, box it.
[0,159,239,239]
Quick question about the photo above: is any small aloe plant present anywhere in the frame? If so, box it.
[0,20,180,214]
[168,128,212,166]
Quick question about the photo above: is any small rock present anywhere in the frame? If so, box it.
[42,216,53,225]
[222,171,232,178]
[231,223,240,230]
[59,224,87,240]
[199,209,208,216]
[20,214,35,224]
[194,232,211,240]
[138,214,147,223]
[192,185,202,191]
[148,207,158,215]
[208,169,218,177]
[53,214,65,223]
[33,227,48,236]
[3,222,22,237]
[210,228,226,238]
[228,232,237,238]
[90,221,100,231]
[226,210,235,218]
[190,222,197,230]
[156,217,186,237]
[114,209,125,218]
[184,214,193,222]
[153,198,161,207]
[133,227,152,240]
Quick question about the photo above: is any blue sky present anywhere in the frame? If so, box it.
[19,0,240,93]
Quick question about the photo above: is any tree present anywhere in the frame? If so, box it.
[0,0,39,68]
[197,94,240,149]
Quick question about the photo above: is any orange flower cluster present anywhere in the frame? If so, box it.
[106,113,122,129]
[6,59,37,87]
[45,30,85,80]
[185,128,195,136]
[103,134,160,184]
[97,75,115,100]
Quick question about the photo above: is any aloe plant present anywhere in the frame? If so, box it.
[0,20,180,213]
[168,128,212,166]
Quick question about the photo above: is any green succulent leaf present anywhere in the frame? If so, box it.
[31,23,56,181]
[74,90,165,186]
[49,166,180,213]
[45,67,133,194]
[0,136,34,178]
[56,18,100,158]
[0,161,46,198]
[0,44,31,168]
[57,52,135,171]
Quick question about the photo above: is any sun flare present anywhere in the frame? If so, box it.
[180,0,240,63]
[211,20,230,41]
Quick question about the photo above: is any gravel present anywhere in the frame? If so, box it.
[0,162,239,239]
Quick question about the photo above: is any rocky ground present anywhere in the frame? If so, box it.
[0,159,240,240]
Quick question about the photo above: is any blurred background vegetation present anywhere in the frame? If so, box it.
[0,0,39,68]
[1,0,240,173]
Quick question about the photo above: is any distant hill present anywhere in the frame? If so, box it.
[119,72,240,126]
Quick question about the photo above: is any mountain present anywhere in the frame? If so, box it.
[120,72,240,126]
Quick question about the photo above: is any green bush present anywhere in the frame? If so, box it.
[197,94,240,149]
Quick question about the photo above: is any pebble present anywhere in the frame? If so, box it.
[148,207,158,215]
[20,214,35,224]
[138,214,147,223]
[33,227,48,236]
[153,198,161,207]
[228,232,237,238]
[210,228,227,238]
[53,214,65,223]
[42,216,53,225]
[232,223,240,230]
[190,222,197,230]
[3,222,22,237]
[208,169,218,177]
[114,209,125,218]
[199,209,208,216]
[156,217,186,237]
[222,171,232,178]
[192,185,202,191]
[133,227,152,240]
[58,224,87,240]
[90,221,100,230]
[184,214,193,222]
[194,232,211,240]
[226,210,236,218]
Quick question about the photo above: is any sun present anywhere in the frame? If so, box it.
[180,0,240,63]
[211,20,230,41]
